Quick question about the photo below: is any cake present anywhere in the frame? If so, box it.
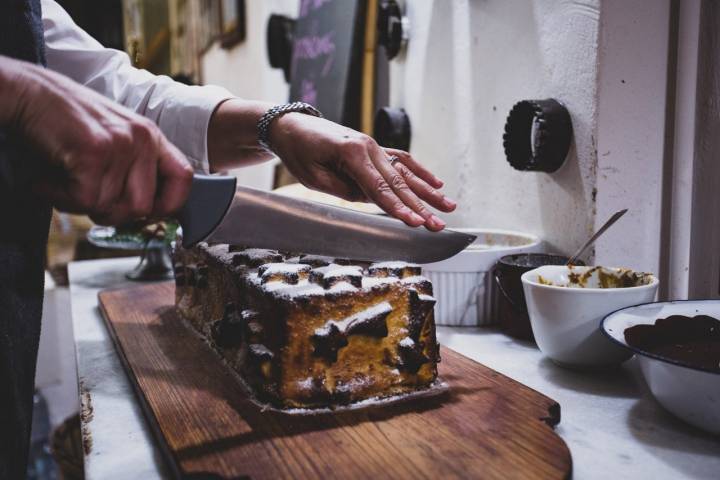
[173,243,440,409]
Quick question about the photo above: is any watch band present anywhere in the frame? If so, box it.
[257,102,323,152]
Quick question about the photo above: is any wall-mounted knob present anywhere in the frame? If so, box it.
[377,0,408,60]
[266,14,296,83]
[374,107,411,151]
[503,99,572,173]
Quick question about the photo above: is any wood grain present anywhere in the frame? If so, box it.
[99,282,572,479]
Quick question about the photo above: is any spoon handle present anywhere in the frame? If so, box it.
[566,209,628,265]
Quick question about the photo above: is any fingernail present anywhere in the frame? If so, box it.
[443,197,457,209]
[435,178,444,187]
[430,215,446,229]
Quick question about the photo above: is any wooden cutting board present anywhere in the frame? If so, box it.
[99,283,572,479]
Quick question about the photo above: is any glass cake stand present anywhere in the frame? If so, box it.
[87,225,174,281]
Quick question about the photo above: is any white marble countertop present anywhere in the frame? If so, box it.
[70,258,720,480]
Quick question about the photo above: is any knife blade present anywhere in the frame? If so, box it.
[176,175,476,263]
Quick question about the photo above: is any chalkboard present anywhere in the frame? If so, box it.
[289,0,367,130]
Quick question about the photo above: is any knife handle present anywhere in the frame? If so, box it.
[176,174,237,248]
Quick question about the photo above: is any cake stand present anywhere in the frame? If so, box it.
[87,226,174,281]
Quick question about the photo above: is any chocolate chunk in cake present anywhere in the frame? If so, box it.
[211,303,245,348]
[309,265,364,289]
[311,323,349,362]
[258,263,311,284]
[242,310,264,342]
[397,336,430,373]
[342,302,392,338]
[173,262,187,286]
[407,292,437,341]
[369,261,422,279]
[298,254,334,267]
[230,247,284,267]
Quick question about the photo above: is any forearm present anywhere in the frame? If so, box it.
[42,0,232,172]
[206,98,277,172]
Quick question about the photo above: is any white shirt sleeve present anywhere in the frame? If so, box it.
[41,0,234,172]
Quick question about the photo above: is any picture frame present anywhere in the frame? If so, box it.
[197,0,222,52]
[220,0,246,49]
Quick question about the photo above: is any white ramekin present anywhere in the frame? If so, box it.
[422,229,541,326]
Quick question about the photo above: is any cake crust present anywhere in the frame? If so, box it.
[173,243,439,409]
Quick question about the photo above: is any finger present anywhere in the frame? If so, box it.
[123,141,158,219]
[371,149,446,231]
[89,202,136,226]
[93,133,131,213]
[152,137,193,217]
[384,148,444,189]
[392,161,456,213]
[119,120,163,219]
[343,152,425,227]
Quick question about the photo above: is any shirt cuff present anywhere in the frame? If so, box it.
[154,84,234,173]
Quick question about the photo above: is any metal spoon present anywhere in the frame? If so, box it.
[566,209,628,265]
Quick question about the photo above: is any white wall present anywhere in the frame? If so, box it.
[201,0,706,289]
[201,0,602,253]
[594,0,672,276]
[201,0,300,189]
[390,0,601,255]
[201,0,297,102]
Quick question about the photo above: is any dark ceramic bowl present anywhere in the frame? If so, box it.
[494,253,575,340]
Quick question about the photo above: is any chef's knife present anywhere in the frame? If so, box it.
[176,174,475,263]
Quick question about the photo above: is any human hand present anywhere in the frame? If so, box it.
[1,57,193,225]
[268,113,456,231]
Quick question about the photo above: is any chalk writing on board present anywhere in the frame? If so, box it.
[300,79,318,104]
[292,29,336,76]
[299,0,335,17]
[289,0,364,127]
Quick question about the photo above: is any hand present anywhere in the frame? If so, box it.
[1,57,193,225]
[269,113,456,231]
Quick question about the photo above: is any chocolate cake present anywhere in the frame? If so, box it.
[173,243,440,409]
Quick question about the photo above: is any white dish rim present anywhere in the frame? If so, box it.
[601,299,720,375]
[521,265,659,293]
[450,227,540,248]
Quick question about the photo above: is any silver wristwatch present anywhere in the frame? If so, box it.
[257,102,323,152]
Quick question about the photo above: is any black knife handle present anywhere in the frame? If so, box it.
[176,174,237,248]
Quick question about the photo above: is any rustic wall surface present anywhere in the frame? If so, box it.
[390,0,601,255]
[594,0,673,275]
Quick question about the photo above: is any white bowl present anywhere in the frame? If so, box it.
[521,265,659,368]
[602,300,720,435]
[422,229,541,326]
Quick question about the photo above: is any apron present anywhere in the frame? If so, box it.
[0,0,52,478]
